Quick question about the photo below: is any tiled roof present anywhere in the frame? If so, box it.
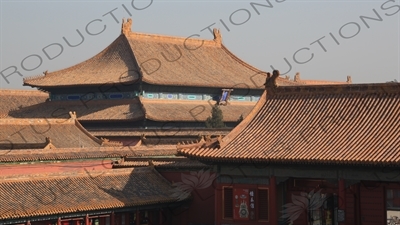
[126,30,295,89]
[8,98,144,121]
[0,167,183,220]
[0,145,177,162]
[142,98,255,122]
[179,82,400,166]
[0,117,103,149]
[23,35,140,87]
[8,97,251,123]
[23,19,305,89]
[0,89,48,118]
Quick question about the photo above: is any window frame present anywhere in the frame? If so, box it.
[222,186,234,220]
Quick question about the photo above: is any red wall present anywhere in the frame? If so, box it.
[159,171,215,225]
[359,184,385,225]
[215,183,270,225]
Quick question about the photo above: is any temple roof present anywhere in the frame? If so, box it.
[8,97,254,123]
[23,35,140,87]
[0,167,184,220]
[125,29,292,89]
[23,19,322,89]
[0,114,115,150]
[0,89,48,118]
[179,78,400,166]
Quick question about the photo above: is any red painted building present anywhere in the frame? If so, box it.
[179,72,400,225]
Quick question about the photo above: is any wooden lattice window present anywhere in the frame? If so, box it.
[258,188,269,221]
[223,187,233,219]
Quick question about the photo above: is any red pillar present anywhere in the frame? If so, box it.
[111,212,115,225]
[57,217,61,225]
[85,214,90,225]
[159,209,163,225]
[354,184,361,225]
[136,210,140,225]
[215,185,221,225]
[339,178,346,225]
[26,221,31,225]
[270,175,278,225]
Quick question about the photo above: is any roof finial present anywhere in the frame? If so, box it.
[294,72,300,82]
[264,70,280,89]
[347,76,352,83]
[121,18,132,35]
[69,111,77,120]
[213,28,222,45]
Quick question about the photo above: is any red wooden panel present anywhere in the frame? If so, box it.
[360,186,385,225]
[346,191,355,224]
[258,189,268,220]
[224,187,233,219]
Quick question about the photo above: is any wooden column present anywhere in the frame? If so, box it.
[26,220,31,225]
[110,212,115,225]
[270,175,278,225]
[339,178,346,225]
[215,185,221,225]
[57,217,61,225]
[354,184,361,225]
[85,214,90,225]
[136,210,140,225]
[159,209,163,225]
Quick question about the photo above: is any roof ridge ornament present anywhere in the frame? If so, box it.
[264,70,280,89]
[43,137,56,149]
[121,18,133,35]
[213,28,222,45]
[294,72,300,82]
[69,111,77,120]
[347,76,352,83]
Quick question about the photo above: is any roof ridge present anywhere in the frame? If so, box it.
[267,82,400,96]
[293,73,352,84]
[220,44,265,74]
[220,91,267,145]
[72,114,104,145]
[0,89,48,95]
[0,167,136,182]
[126,31,219,47]
[0,117,75,125]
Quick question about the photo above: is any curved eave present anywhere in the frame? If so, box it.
[23,34,140,88]
[178,151,400,168]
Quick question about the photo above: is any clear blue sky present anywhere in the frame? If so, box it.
[1,0,399,89]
